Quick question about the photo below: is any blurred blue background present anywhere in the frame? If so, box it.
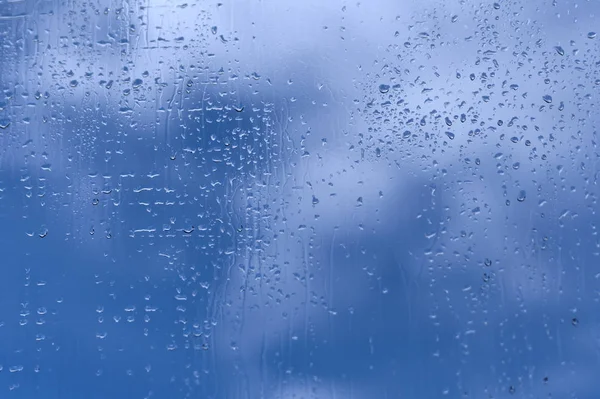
[1,0,599,398]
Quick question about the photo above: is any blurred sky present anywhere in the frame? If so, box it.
[0,0,600,398]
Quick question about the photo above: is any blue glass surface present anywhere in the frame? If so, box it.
[1,0,599,398]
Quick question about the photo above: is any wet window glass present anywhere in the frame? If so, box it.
[1,0,599,397]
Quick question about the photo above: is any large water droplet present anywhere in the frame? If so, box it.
[378,84,390,94]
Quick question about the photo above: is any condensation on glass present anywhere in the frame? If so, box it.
[0,0,598,398]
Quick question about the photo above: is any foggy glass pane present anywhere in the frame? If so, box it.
[0,0,599,398]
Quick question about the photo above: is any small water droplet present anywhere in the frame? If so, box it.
[132,78,143,88]
[92,198,99,205]
[554,46,565,56]
[542,95,552,103]
[451,15,458,23]
[493,2,500,9]
[445,131,455,140]
[517,190,526,202]
[572,317,579,326]
[587,32,596,39]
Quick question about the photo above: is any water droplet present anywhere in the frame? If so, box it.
[484,258,492,267]
[517,190,526,202]
[554,46,565,56]
[378,84,390,94]
[588,32,596,39]
[542,95,552,103]
[445,117,452,126]
[211,26,217,35]
[132,78,143,88]
[69,80,79,87]
[0,118,10,129]
[312,195,320,205]
[451,15,458,23]
[92,198,99,205]
[445,131,455,140]
[493,2,500,9]
[572,317,579,326]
